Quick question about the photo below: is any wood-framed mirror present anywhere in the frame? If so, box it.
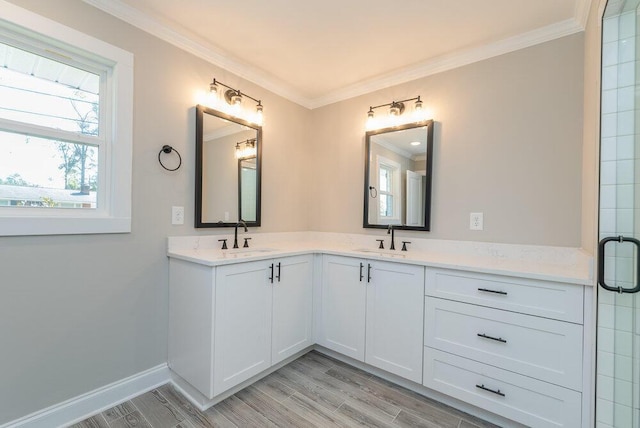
[364,120,434,231]
[195,104,261,228]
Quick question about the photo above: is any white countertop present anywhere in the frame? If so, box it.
[167,232,593,285]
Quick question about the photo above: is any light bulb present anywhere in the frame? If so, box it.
[230,93,242,116]
[207,81,220,107]
[255,103,264,125]
[247,140,256,157]
[366,108,375,130]
[209,81,218,95]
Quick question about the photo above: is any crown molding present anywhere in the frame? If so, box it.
[81,0,311,108]
[575,0,594,28]
[309,17,584,109]
[82,0,588,110]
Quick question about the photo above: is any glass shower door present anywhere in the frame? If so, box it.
[597,2,640,426]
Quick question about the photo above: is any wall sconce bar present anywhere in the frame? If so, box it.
[366,95,425,130]
[208,78,264,125]
[368,96,422,117]
[235,138,257,159]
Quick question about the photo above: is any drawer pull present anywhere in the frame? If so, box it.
[477,333,507,343]
[476,384,505,397]
[477,288,507,295]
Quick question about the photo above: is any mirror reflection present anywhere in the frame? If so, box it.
[239,157,257,221]
[195,105,261,227]
[364,120,433,231]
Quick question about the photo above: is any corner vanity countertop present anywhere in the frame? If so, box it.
[168,232,593,286]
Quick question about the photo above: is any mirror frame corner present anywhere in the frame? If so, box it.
[195,104,262,228]
[363,119,434,232]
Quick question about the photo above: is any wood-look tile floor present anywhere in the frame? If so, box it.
[70,351,499,428]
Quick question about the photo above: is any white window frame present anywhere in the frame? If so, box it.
[0,1,133,236]
[376,155,401,224]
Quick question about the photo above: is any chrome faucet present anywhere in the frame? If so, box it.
[387,225,396,250]
[233,220,248,249]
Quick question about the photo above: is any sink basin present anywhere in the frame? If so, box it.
[354,248,406,258]
[223,247,276,258]
[228,247,275,253]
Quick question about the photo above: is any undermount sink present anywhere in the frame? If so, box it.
[223,247,276,257]
[228,247,274,253]
[354,248,407,258]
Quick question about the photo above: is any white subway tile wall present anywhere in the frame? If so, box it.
[598,10,639,428]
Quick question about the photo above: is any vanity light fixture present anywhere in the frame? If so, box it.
[389,101,404,117]
[235,138,257,159]
[207,78,264,125]
[365,95,426,130]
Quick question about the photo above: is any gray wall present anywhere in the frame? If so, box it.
[1,0,311,423]
[582,1,604,256]
[1,0,585,424]
[309,34,585,246]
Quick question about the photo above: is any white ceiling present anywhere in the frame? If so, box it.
[82,0,591,108]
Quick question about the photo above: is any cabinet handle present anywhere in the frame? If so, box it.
[359,263,364,281]
[475,384,505,397]
[477,333,507,343]
[276,262,281,282]
[477,288,507,295]
[367,263,372,283]
[269,263,274,283]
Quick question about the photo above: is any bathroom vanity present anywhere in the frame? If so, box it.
[167,232,593,428]
[168,254,313,399]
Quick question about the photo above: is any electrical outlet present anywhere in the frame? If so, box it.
[470,212,483,231]
[172,206,184,225]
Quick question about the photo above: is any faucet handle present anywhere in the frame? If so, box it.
[376,239,384,249]
[401,241,411,251]
[243,237,252,248]
[218,239,228,250]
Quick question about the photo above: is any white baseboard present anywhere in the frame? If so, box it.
[1,364,171,428]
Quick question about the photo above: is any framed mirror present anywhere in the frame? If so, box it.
[195,104,261,228]
[364,120,434,231]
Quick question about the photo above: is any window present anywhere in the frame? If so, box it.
[377,156,401,224]
[379,164,394,217]
[0,1,133,236]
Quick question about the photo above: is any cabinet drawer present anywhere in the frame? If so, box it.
[425,268,584,323]
[423,349,582,428]
[425,298,583,391]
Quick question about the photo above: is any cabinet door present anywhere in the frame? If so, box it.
[366,261,424,383]
[319,255,367,361]
[272,255,313,364]
[213,260,272,396]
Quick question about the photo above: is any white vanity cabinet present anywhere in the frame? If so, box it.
[167,236,592,426]
[213,260,272,395]
[423,267,585,428]
[168,254,313,400]
[271,256,314,364]
[319,255,424,383]
[318,255,366,360]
